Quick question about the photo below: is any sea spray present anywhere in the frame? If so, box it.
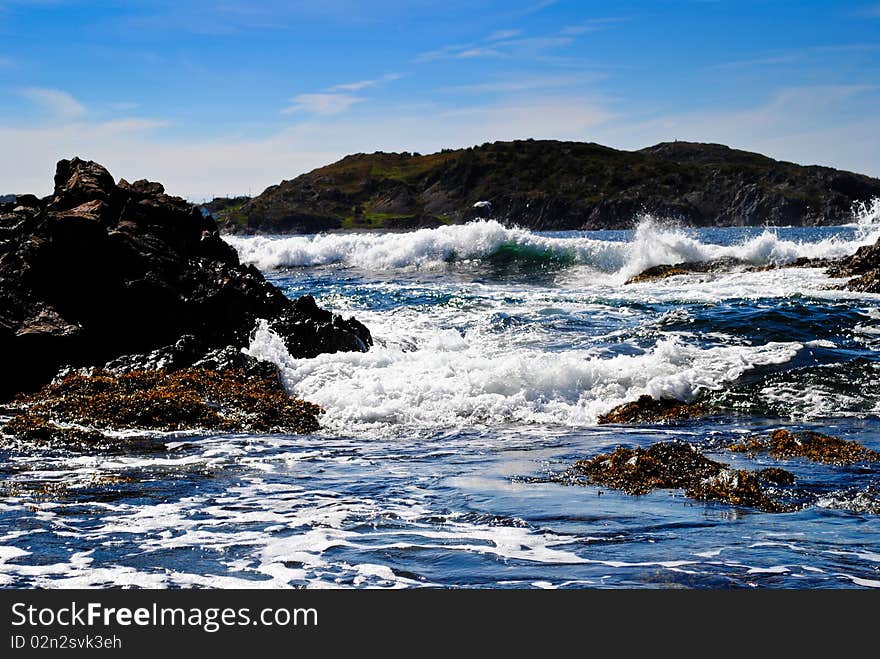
[227,215,880,279]
[245,316,802,436]
[853,197,880,240]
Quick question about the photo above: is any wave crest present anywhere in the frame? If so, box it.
[246,319,802,435]
[227,214,880,279]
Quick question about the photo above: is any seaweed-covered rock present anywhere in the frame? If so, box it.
[685,469,782,511]
[574,442,720,494]
[573,441,789,512]
[730,429,880,465]
[0,158,372,400]
[3,367,322,447]
[597,395,708,424]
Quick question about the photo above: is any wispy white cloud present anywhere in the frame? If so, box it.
[328,72,402,92]
[281,92,365,116]
[521,0,558,15]
[442,72,605,94]
[20,87,87,118]
[417,32,572,62]
[705,54,802,70]
[284,72,402,116]
[415,44,471,63]
[496,36,573,50]
[487,29,521,41]
[94,118,169,133]
[416,16,622,63]
[109,101,141,112]
[560,17,629,35]
[706,43,880,70]
[457,47,502,59]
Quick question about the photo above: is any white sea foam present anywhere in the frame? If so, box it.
[226,214,880,280]
[246,317,801,435]
[227,220,624,271]
[617,218,880,281]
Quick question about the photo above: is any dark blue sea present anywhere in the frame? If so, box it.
[2,213,880,588]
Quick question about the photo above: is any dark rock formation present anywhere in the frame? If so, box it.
[0,158,372,401]
[215,140,880,234]
[827,237,880,293]
[624,255,837,285]
[730,429,880,465]
[624,264,690,285]
[572,441,790,512]
[5,368,322,447]
[597,395,709,424]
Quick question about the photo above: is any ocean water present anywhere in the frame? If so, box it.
[2,209,880,589]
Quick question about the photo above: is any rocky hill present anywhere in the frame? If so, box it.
[211,140,880,234]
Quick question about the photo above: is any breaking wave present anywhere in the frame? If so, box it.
[245,319,802,436]
[226,212,880,281]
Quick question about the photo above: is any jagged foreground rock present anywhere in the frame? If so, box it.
[0,158,372,401]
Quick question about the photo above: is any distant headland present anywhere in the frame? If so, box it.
[203,139,880,234]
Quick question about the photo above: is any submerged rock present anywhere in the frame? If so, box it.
[572,441,788,512]
[597,395,708,424]
[730,429,880,465]
[0,158,372,400]
[3,367,322,447]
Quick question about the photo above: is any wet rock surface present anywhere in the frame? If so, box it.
[597,395,709,424]
[827,237,880,293]
[572,441,788,512]
[624,265,690,285]
[0,158,372,401]
[624,256,835,285]
[2,367,322,448]
[730,429,880,465]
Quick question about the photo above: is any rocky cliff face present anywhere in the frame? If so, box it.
[212,140,880,234]
[0,158,371,401]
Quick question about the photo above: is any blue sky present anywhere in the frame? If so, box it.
[2,0,879,199]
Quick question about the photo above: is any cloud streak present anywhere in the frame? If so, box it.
[415,17,621,62]
[328,72,403,92]
[441,72,606,94]
[284,71,402,115]
[20,87,87,118]
[282,93,365,116]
